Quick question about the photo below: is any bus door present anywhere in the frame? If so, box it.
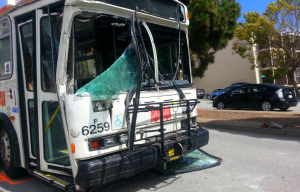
[18,9,70,174]
[18,20,36,163]
[36,9,70,173]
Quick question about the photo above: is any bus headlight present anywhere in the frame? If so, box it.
[118,134,129,144]
[105,136,116,145]
[88,133,128,151]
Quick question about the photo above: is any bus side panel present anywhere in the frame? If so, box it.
[0,15,26,169]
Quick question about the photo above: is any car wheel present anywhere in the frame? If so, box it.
[0,127,26,179]
[217,101,226,109]
[261,101,274,111]
[280,107,289,111]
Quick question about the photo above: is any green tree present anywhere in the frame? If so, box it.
[186,0,241,78]
[233,0,300,97]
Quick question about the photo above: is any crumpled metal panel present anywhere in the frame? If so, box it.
[76,43,138,100]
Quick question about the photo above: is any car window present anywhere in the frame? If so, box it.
[248,85,262,93]
[262,85,274,92]
[231,86,248,94]
[223,86,239,92]
[223,87,231,92]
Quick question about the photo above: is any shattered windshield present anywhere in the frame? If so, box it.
[76,44,138,100]
[67,13,190,99]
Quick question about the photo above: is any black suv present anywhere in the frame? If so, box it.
[213,84,298,111]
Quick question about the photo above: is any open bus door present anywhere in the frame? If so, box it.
[18,9,71,175]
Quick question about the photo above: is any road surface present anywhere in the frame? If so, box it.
[1,127,299,192]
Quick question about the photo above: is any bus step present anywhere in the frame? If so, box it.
[33,171,74,191]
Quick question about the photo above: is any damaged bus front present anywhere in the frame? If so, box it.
[56,0,209,190]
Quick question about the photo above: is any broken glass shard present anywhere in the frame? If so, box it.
[166,149,219,171]
[154,149,222,175]
[76,43,138,100]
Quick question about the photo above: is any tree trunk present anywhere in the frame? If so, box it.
[288,68,300,99]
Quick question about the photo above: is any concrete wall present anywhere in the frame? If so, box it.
[192,40,258,93]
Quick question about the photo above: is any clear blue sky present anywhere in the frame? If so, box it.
[237,0,273,22]
[0,0,5,7]
[0,0,273,22]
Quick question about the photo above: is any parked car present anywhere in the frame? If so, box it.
[206,89,223,99]
[197,88,205,99]
[213,84,298,111]
[209,85,241,100]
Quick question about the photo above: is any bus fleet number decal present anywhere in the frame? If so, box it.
[82,122,110,136]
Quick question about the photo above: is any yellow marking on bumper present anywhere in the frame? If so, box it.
[170,156,179,161]
[169,148,175,157]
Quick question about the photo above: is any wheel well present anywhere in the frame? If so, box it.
[0,113,21,167]
[261,100,272,106]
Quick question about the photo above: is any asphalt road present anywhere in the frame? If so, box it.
[1,128,299,192]
[197,99,300,112]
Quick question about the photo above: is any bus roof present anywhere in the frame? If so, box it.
[0,0,187,24]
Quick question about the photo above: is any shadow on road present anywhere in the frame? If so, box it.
[0,165,182,192]
[92,169,181,192]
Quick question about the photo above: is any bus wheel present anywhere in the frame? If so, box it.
[0,127,26,179]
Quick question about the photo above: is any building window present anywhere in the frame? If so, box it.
[295,69,300,78]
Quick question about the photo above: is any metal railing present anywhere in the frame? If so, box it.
[126,99,198,161]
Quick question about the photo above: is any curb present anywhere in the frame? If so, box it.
[197,122,300,137]
[197,109,300,115]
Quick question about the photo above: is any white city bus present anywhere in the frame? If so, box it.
[0,0,209,191]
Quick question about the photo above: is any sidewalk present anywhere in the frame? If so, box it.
[197,118,300,137]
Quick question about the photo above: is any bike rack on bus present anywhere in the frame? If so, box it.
[126,99,198,163]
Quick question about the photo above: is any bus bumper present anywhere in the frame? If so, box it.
[75,128,209,189]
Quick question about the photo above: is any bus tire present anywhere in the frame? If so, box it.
[0,127,26,179]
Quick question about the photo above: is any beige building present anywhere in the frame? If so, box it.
[192,39,300,93]
[192,40,261,93]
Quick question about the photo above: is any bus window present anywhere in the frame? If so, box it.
[94,0,186,22]
[0,37,11,77]
[28,100,36,156]
[40,16,62,92]
[0,19,11,78]
[0,20,9,35]
[67,13,189,94]
[43,101,70,165]
[157,43,177,75]
[20,22,34,91]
